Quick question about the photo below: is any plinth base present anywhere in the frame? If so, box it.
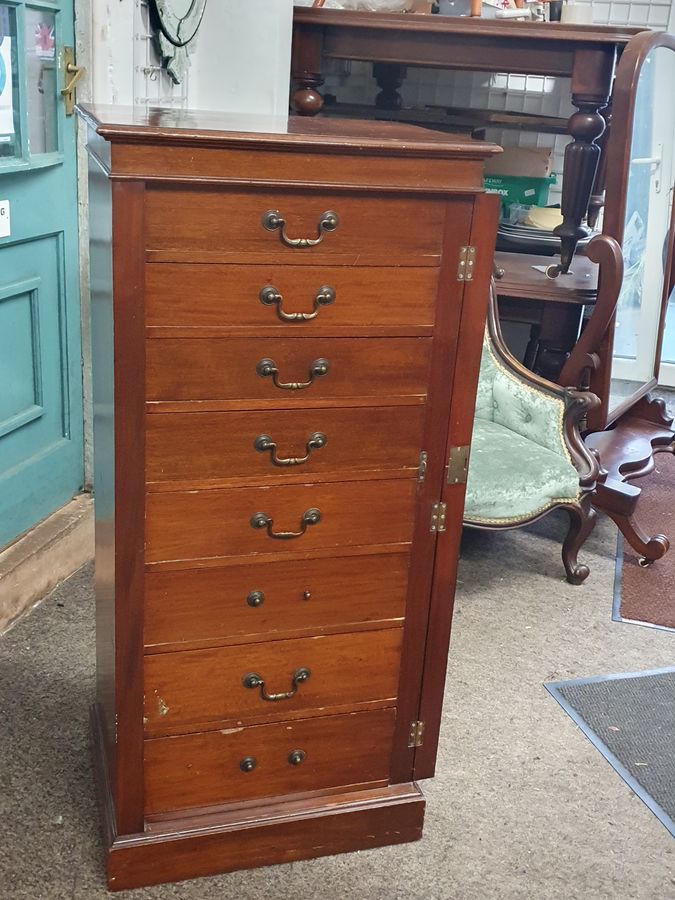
[91,705,425,891]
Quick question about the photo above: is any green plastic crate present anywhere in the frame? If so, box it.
[484,174,557,214]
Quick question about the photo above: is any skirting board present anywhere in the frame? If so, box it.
[0,495,93,634]
[90,704,426,891]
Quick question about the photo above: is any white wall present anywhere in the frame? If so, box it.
[188,1,293,114]
[78,0,293,114]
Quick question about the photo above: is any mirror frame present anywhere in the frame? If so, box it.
[151,0,208,48]
[589,30,675,431]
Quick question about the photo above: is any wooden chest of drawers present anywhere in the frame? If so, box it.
[81,104,499,891]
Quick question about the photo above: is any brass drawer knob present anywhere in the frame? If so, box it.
[242,667,311,702]
[256,357,329,391]
[288,749,306,767]
[240,756,257,773]
[261,209,339,248]
[259,284,336,322]
[254,432,327,467]
[246,590,265,608]
[250,508,321,540]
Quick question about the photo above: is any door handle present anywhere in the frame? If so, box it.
[61,48,84,116]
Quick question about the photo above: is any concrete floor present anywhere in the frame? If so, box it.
[1,512,674,899]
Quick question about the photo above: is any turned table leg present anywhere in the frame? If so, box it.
[373,63,407,110]
[291,25,325,116]
[552,49,615,275]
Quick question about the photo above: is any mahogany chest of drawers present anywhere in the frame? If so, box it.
[80,104,499,891]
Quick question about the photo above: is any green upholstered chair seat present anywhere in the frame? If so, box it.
[465,413,580,524]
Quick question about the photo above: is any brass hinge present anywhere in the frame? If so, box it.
[447,445,471,485]
[457,246,477,282]
[418,451,428,482]
[408,720,425,748]
[430,501,447,533]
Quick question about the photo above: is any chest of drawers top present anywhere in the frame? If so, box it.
[80,103,499,191]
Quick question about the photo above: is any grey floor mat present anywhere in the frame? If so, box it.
[546,668,675,836]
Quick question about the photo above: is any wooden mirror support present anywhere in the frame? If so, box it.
[582,31,675,564]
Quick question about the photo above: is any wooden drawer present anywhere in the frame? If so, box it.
[146,337,432,404]
[144,708,396,815]
[145,188,445,265]
[145,406,425,486]
[144,552,409,650]
[145,263,438,329]
[144,629,402,734]
[145,479,417,564]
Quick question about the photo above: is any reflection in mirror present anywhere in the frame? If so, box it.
[0,5,20,159]
[609,47,675,415]
[25,10,57,155]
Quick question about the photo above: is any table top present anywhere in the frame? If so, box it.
[495,251,598,305]
[293,8,647,47]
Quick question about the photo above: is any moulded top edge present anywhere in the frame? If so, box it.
[76,104,502,161]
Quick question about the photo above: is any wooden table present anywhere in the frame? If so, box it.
[494,250,598,379]
[292,9,647,272]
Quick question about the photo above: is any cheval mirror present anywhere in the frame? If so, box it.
[590,32,675,430]
[582,30,675,563]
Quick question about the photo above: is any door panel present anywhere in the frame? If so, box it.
[0,1,83,547]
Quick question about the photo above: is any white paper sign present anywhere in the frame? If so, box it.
[0,36,15,139]
[0,200,10,238]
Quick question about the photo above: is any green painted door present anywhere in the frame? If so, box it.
[0,1,83,548]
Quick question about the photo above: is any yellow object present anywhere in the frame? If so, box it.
[525,206,564,231]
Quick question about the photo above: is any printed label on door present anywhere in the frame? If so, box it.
[0,200,10,238]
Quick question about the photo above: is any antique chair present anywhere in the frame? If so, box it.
[464,283,600,584]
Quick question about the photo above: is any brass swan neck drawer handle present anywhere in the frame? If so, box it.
[242,667,311,702]
[262,209,339,248]
[259,285,336,322]
[254,432,327,467]
[250,508,321,540]
[256,357,329,391]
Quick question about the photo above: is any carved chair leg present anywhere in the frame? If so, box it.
[602,509,670,564]
[562,497,597,584]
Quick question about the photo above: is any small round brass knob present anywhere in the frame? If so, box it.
[246,590,265,608]
[288,749,306,766]
[303,591,311,601]
[240,756,257,773]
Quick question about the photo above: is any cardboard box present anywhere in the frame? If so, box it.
[483,146,553,178]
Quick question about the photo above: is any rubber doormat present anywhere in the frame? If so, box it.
[546,667,675,837]
[612,452,675,632]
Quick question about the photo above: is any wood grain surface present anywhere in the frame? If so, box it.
[145,187,445,264]
[145,478,418,564]
[146,336,432,403]
[144,708,396,814]
[144,628,402,734]
[145,405,424,486]
[146,263,438,329]
[144,552,409,650]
